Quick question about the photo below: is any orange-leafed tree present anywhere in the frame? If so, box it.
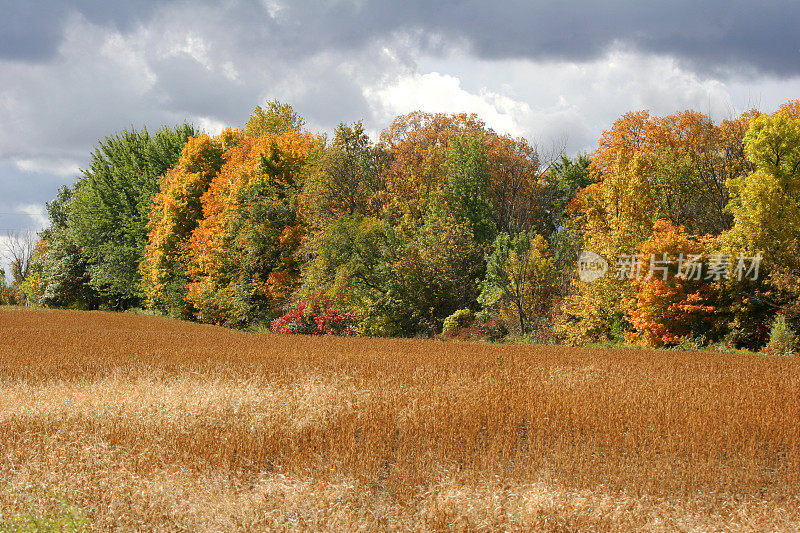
[625,220,722,347]
[560,108,757,343]
[141,131,234,317]
[484,133,552,235]
[380,111,553,238]
[186,128,322,325]
[379,111,488,225]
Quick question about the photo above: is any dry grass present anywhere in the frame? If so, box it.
[1,306,799,531]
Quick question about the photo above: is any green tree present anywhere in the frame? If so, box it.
[28,185,99,309]
[726,112,800,266]
[394,211,485,335]
[548,153,592,228]
[224,176,303,325]
[443,133,496,245]
[69,124,196,309]
[479,232,558,335]
[302,214,402,336]
[307,121,390,221]
[0,268,15,305]
[721,111,800,346]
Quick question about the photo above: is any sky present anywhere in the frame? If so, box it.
[1,0,799,269]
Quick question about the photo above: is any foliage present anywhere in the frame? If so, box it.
[380,111,488,222]
[721,110,800,347]
[394,210,485,335]
[562,107,756,343]
[270,293,356,335]
[548,153,592,228]
[726,111,800,267]
[442,308,475,335]
[485,134,553,236]
[556,275,633,345]
[31,99,800,350]
[763,314,798,356]
[245,99,305,136]
[301,214,402,336]
[19,186,100,309]
[0,270,23,305]
[185,128,320,325]
[69,124,196,309]
[306,121,390,221]
[141,132,230,317]
[625,220,722,347]
[479,232,559,335]
[442,133,496,244]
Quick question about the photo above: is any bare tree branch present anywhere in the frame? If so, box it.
[4,230,36,285]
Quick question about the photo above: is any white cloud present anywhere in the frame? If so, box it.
[159,33,213,71]
[100,31,157,93]
[196,116,226,136]
[259,0,284,19]
[14,204,48,228]
[221,61,240,82]
[14,158,81,177]
[364,71,531,137]
[414,49,751,153]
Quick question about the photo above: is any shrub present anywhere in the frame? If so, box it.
[271,293,356,335]
[441,309,508,342]
[762,315,798,356]
[442,309,475,335]
[672,334,709,352]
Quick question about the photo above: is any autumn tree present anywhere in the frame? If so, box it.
[479,232,559,335]
[393,211,485,335]
[483,134,553,236]
[380,111,488,223]
[561,108,756,342]
[625,220,721,347]
[726,111,800,266]
[185,128,321,325]
[245,100,305,136]
[721,106,800,345]
[141,132,232,317]
[306,121,390,221]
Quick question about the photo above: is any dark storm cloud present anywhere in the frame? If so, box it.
[269,0,800,76]
[4,1,797,75]
[0,0,180,61]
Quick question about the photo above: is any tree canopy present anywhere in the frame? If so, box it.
[19,99,800,352]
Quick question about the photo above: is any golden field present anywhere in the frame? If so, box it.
[0,307,799,531]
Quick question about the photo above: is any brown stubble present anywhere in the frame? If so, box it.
[0,306,798,531]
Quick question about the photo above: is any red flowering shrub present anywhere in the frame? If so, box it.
[270,294,356,335]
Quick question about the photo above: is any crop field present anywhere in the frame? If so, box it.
[0,307,799,531]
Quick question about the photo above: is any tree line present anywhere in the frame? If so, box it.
[5,100,800,352]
